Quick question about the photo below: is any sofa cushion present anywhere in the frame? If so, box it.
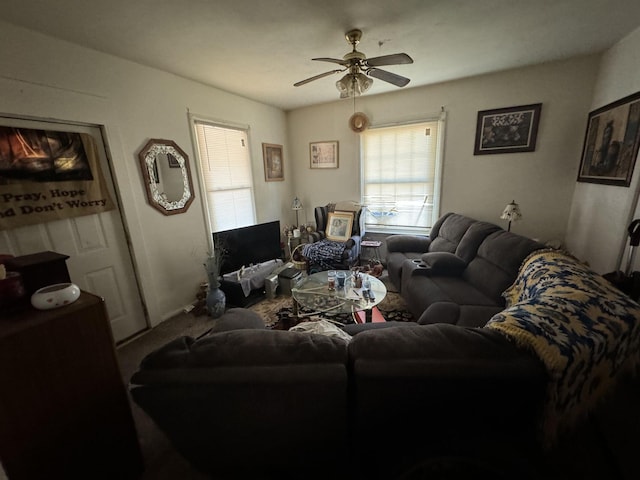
[418,302,505,327]
[463,230,543,301]
[420,252,467,274]
[428,213,477,253]
[455,221,501,263]
[401,269,499,319]
[139,329,348,370]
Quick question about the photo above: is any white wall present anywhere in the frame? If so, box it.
[288,55,599,243]
[566,26,640,273]
[0,22,291,327]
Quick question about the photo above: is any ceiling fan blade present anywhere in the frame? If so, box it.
[366,53,413,67]
[367,68,411,87]
[294,69,343,87]
[312,57,349,66]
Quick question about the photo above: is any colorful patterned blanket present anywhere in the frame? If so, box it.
[486,249,640,444]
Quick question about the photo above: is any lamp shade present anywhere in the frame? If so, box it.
[291,197,303,210]
[500,200,522,222]
[292,196,303,227]
[336,73,373,99]
[500,200,522,231]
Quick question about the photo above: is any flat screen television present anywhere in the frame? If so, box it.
[213,220,282,275]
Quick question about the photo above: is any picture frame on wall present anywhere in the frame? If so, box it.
[262,143,284,182]
[473,103,542,155]
[310,141,339,169]
[577,90,640,187]
[167,153,180,168]
[325,211,353,242]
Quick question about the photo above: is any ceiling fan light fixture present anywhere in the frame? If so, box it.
[336,73,373,98]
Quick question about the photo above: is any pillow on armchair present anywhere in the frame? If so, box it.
[302,201,365,271]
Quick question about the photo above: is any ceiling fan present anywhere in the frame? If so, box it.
[293,29,413,98]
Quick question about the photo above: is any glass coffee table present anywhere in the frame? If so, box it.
[292,270,387,323]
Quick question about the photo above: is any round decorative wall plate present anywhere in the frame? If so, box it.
[349,112,370,132]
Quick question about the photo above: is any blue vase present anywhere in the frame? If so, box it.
[206,285,226,318]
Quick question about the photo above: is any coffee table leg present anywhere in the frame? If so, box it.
[365,308,372,323]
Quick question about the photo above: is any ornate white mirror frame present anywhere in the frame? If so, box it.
[137,138,195,216]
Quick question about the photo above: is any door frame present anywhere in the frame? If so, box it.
[0,112,150,340]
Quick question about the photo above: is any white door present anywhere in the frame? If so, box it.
[0,116,147,343]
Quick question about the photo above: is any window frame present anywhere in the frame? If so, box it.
[359,113,446,235]
[189,115,257,248]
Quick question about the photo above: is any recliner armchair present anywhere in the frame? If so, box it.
[302,201,365,272]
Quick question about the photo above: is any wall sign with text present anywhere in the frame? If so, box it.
[0,127,114,230]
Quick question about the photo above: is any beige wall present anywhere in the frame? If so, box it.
[1,17,635,327]
[0,22,291,326]
[566,26,640,273]
[288,55,599,243]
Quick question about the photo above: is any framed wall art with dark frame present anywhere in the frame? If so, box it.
[262,143,284,182]
[473,103,542,155]
[577,90,640,187]
[310,141,339,169]
[167,153,180,168]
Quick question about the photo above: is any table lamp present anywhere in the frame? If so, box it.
[500,200,522,231]
[291,197,303,227]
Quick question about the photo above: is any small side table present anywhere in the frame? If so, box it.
[361,240,382,263]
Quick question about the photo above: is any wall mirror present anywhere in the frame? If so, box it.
[138,138,195,215]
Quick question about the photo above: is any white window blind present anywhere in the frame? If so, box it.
[193,121,256,232]
[361,118,443,234]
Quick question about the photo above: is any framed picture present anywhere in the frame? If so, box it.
[167,153,180,168]
[577,91,640,187]
[474,103,542,155]
[325,211,353,242]
[262,143,284,182]
[310,141,339,169]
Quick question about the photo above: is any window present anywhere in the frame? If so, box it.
[360,116,444,235]
[192,120,256,233]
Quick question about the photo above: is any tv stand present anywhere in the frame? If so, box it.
[220,281,266,308]
[220,259,284,307]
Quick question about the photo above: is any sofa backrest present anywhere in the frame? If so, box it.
[428,213,478,254]
[454,221,502,264]
[463,230,544,301]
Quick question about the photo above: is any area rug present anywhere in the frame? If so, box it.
[248,283,413,329]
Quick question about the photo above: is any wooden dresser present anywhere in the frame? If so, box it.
[0,292,144,479]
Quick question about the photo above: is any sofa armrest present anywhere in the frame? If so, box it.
[420,251,467,274]
[386,234,431,253]
[308,230,325,242]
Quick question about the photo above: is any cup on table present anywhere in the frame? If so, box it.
[336,271,346,288]
[327,270,336,291]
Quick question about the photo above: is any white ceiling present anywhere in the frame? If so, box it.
[3,0,640,111]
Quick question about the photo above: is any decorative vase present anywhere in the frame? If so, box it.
[206,284,226,318]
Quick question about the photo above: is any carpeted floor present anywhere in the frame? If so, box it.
[248,276,412,328]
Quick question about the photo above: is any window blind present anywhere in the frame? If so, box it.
[194,121,256,232]
[361,119,443,234]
